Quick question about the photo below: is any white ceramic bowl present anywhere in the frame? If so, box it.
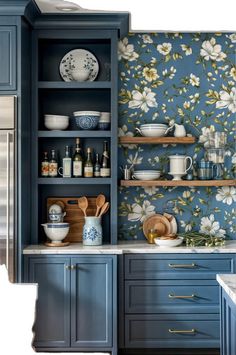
[41,223,69,243]
[140,123,168,128]
[44,115,69,130]
[139,127,167,137]
[154,237,183,247]
[133,170,161,180]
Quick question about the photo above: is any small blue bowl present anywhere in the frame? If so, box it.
[98,122,110,130]
[73,111,100,130]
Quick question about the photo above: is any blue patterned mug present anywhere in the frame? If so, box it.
[83,217,102,246]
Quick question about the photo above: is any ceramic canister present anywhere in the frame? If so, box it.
[83,217,102,246]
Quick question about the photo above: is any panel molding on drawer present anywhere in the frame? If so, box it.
[125,254,234,280]
[125,280,219,314]
[125,314,219,349]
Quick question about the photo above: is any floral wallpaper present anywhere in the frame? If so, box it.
[118,33,236,240]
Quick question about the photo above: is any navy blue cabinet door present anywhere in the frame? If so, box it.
[27,257,71,348]
[0,26,16,90]
[221,289,236,355]
[71,256,113,348]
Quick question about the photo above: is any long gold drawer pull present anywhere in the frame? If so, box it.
[169,328,196,334]
[168,294,195,299]
[168,263,197,268]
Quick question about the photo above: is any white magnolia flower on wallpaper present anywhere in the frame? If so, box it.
[200,214,226,238]
[232,153,236,165]
[118,37,139,61]
[181,44,192,56]
[189,73,200,87]
[229,33,236,43]
[198,125,215,147]
[128,200,155,222]
[216,186,236,205]
[142,67,159,82]
[129,87,158,112]
[216,87,236,113]
[157,42,172,55]
[200,37,227,61]
[143,186,159,196]
[142,34,153,44]
[118,125,136,149]
[127,152,143,165]
[180,220,193,232]
[230,67,236,81]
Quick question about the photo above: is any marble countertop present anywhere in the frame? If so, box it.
[23,240,236,255]
[217,274,236,305]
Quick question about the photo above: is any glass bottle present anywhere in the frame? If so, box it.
[94,153,101,177]
[41,151,49,177]
[73,138,83,177]
[62,145,72,178]
[100,141,110,177]
[48,149,58,177]
[84,147,93,178]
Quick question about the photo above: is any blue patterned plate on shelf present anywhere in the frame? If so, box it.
[59,49,99,82]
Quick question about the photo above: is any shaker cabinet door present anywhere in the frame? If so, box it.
[27,257,71,348]
[70,256,113,348]
[0,26,16,90]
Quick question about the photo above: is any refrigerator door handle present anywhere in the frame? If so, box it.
[6,132,11,272]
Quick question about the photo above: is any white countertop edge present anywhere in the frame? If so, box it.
[217,274,236,305]
[23,240,236,255]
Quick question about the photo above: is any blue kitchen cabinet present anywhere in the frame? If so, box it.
[26,256,71,348]
[120,253,236,350]
[220,288,236,355]
[0,25,16,90]
[25,255,116,352]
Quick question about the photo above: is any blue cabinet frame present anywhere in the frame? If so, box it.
[220,288,236,355]
[0,25,16,90]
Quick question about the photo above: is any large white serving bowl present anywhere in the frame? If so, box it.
[133,170,161,180]
[139,126,167,137]
[41,223,70,243]
[154,237,183,247]
[140,123,168,128]
[44,114,69,130]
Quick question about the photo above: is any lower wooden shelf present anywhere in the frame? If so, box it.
[120,179,236,187]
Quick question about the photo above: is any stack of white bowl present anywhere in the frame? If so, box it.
[44,114,69,130]
[98,112,111,130]
[138,123,168,137]
[133,170,161,180]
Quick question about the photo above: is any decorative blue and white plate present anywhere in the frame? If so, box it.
[59,49,99,82]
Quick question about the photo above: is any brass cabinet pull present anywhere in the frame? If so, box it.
[168,263,197,268]
[169,328,196,334]
[168,294,195,299]
[71,265,76,270]
[65,265,71,270]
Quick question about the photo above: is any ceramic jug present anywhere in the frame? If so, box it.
[83,217,102,246]
[169,155,193,173]
[173,124,186,137]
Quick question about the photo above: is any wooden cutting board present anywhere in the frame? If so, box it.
[47,197,97,243]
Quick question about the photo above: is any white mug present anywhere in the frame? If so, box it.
[169,155,193,174]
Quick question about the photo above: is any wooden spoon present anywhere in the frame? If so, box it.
[95,194,106,217]
[78,196,88,217]
[98,202,110,217]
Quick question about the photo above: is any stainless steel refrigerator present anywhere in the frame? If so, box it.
[0,96,16,282]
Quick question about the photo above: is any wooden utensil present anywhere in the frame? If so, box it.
[143,214,171,239]
[95,194,106,217]
[98,202,110,217]
[78,196,88,217]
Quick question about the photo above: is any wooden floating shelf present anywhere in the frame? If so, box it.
[38,178,112,185]
[37,81,112,89]
[38,131,112,138]
[119,136,196,144]
[120,179,236,187]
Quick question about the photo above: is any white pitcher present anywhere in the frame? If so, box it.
[169,155,193,173]
[173,124,186,137]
